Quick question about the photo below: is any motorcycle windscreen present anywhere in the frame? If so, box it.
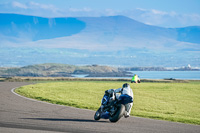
[101,95,109,105]
[118,94,133,105]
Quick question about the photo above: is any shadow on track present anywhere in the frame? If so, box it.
[21,118,109,123]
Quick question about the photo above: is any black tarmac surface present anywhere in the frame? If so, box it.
[0,82,199,133]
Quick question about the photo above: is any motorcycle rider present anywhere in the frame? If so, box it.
[131,74,141,83]
[104,83,133,118]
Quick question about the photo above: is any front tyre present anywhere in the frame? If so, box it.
[109,104,125,122]
[94,107,101,120]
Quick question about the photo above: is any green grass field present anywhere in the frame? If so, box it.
[15,81,200,125]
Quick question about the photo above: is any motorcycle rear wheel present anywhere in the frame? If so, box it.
[109,104,125,122]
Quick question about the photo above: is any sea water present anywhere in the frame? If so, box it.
[73,71,200,80]
[128,71,200,80]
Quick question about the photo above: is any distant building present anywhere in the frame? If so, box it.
[188,64,191,68]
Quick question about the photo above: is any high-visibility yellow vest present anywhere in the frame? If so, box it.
[132,75,138,82]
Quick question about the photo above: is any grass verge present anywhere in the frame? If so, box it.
[15,81,200,125]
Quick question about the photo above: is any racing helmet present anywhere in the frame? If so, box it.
[122,83,129,88]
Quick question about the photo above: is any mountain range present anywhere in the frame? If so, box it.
[0,13,200,67]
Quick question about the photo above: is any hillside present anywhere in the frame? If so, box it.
[0,63,128,77]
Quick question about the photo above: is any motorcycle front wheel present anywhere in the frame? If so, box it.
[94,107,101,120]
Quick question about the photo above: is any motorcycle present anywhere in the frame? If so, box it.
[94,91,133,122]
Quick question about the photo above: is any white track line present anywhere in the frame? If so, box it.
[11,87,65,107]
[11,86,94,112]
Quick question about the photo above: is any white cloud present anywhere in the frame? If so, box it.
[12,1,27,9]
[151,9,167,15]
[27,1,59,13]
[0,1,61,17]
[69,7,92,12]
[120,8,200,27]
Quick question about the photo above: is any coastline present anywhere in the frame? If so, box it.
[1,76,199,83]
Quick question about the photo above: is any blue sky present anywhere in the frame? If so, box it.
[0,0,200,27]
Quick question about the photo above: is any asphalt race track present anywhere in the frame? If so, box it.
[0,82,200,133]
